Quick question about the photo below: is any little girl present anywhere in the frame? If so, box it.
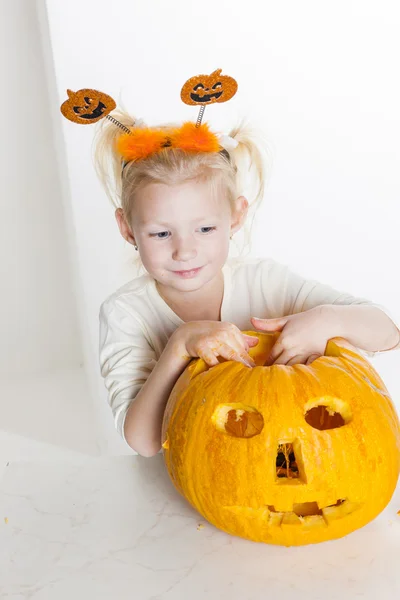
[94,110,400,457]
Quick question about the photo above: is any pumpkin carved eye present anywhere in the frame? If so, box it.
[212,403,264,438]
[304,396,352,431]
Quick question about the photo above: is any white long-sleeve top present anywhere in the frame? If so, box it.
[99,256,400,443]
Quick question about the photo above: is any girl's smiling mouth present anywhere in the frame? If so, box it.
[173,266,203,278]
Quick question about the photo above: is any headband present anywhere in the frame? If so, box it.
[60,69,239,166]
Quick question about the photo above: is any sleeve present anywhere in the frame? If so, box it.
[99,297,157,443]
[268,261,400,357]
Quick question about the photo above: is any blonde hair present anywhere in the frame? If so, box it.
[92,109,273,275]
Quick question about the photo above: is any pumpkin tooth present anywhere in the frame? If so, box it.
[267,511,284,527]
[300,515,327,529]
[322,500,360,524]
[281,512,302,526]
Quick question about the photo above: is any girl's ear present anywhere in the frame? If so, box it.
[115,208,136,246]
[230,196,249,236]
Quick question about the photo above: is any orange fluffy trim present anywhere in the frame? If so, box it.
[170,122,220,153]
[115,122,221,163]
[116,127,166,161]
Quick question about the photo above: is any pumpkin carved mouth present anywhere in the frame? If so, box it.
[74,100,106,120]
[225,498,360,528]
[190,90,223,103]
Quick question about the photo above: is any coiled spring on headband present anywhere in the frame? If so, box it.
[106,114,132,134]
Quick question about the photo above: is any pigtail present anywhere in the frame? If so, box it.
[91,109,140,209]
[227,118,273,255]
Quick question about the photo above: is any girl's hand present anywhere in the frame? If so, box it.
[174,321,259,368]
[251,305,338,366]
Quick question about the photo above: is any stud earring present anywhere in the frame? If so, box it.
[134,244,138,251]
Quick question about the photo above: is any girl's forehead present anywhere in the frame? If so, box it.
[133,181,230,224]
[137,178,219,200]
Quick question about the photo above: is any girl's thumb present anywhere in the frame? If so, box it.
[251,316,287,331]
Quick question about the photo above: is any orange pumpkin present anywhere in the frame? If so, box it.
[162,332,400,546]
[181,69,238,106]
[60,88,116,124]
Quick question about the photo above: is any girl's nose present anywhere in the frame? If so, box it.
[172,237,197,261]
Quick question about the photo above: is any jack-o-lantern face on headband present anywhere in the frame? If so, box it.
[60,89,116,124]
[181,69,238,106]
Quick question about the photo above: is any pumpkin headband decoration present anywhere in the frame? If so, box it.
[60,69,239,166]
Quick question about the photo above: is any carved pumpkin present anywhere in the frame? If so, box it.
[181,69,238,106]
[162,333,400,546]
[60,88,116,124]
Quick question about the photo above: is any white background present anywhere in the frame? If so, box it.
[1,0,399,455]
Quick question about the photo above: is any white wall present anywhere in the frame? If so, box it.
[0,0,83,377]
[0,1,100,455]
[43,0,400,453]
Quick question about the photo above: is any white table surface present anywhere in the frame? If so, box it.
[1,450,400,600]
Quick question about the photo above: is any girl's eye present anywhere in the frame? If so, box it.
[150,227,216,239]
[150,231,170,239]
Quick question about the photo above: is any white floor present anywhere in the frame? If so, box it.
[1,353,400,600]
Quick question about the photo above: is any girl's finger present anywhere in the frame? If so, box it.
[286,354,308,366]
[267,340,285,365]
[242,339,256,352]
[227,333,254,358]
[305,353,321,365]
[243,333,259,343]
[244,336,259,347]
[217,342,255,368]
[270,350,296,366]
[198,348,220,367]
[237,351,256,367]
[251,317,287,332]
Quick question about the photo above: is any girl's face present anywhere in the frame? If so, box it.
[118,178,247,291]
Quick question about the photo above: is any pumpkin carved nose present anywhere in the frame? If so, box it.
[275,440,306,483]
[276,443,299,479]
